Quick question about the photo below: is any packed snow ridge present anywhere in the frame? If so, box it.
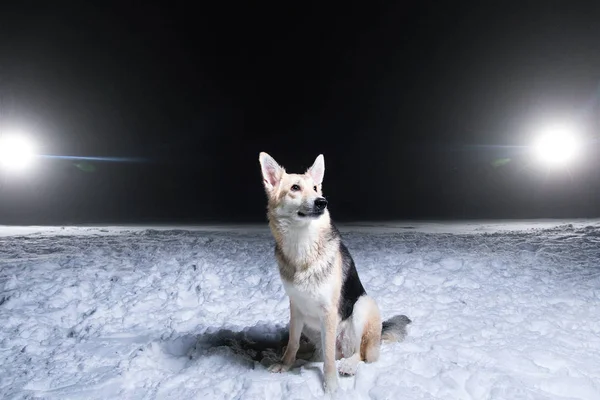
[1,220,599,399]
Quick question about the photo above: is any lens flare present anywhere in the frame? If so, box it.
[533,125,580,166]
[0,135,35,170]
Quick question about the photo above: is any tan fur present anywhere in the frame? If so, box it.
[360,307,382,362]
[259,152,388,393]
[381,330,401,343]
[280,299,302,367]
[321,308,339,389]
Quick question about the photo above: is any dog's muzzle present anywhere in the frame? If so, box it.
[298,197,328,218]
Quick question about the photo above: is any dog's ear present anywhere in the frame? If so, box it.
[259,152,284,191]
[307,154,325,185]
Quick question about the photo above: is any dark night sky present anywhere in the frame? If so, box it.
[1,1,600,224]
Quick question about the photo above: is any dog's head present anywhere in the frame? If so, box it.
[259,152,328,223]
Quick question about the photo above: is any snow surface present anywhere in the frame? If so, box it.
[1,220,600,399]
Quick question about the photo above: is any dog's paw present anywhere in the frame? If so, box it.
[323,374,339,393]
[268,363,291,373]
[337,357,359,376]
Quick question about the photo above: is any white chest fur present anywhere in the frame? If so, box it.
[282,279,336,330]
[278,221,322,265]
[271,218,341,329]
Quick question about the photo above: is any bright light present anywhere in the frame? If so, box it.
[0,134,36,171]
[533,125,581,166]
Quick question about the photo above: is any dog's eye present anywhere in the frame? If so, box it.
[313,186,318,192]
[291,184,301,191]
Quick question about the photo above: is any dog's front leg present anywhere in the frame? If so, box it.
[320,310,339,393]
[269,300,303,373]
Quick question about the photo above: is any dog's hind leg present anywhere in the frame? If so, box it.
[360,307,382,363]
[338,352,361,375]
[338,295,382,376]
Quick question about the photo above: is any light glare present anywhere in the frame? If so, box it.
[533,126,580,166]
[0,135,35,170]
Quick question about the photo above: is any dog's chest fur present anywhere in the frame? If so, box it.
[272,222,341,322]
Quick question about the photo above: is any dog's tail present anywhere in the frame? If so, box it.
[381,315,412,343]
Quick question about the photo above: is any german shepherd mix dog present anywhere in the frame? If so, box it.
[259,152,411,393]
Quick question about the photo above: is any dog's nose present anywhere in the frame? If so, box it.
[314,197,328,211]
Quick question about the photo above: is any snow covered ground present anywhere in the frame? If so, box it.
[1,220,600,400]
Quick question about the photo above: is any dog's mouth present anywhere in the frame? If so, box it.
[297,210,324,218]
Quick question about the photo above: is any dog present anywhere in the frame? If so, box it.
[258,152,411,393]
